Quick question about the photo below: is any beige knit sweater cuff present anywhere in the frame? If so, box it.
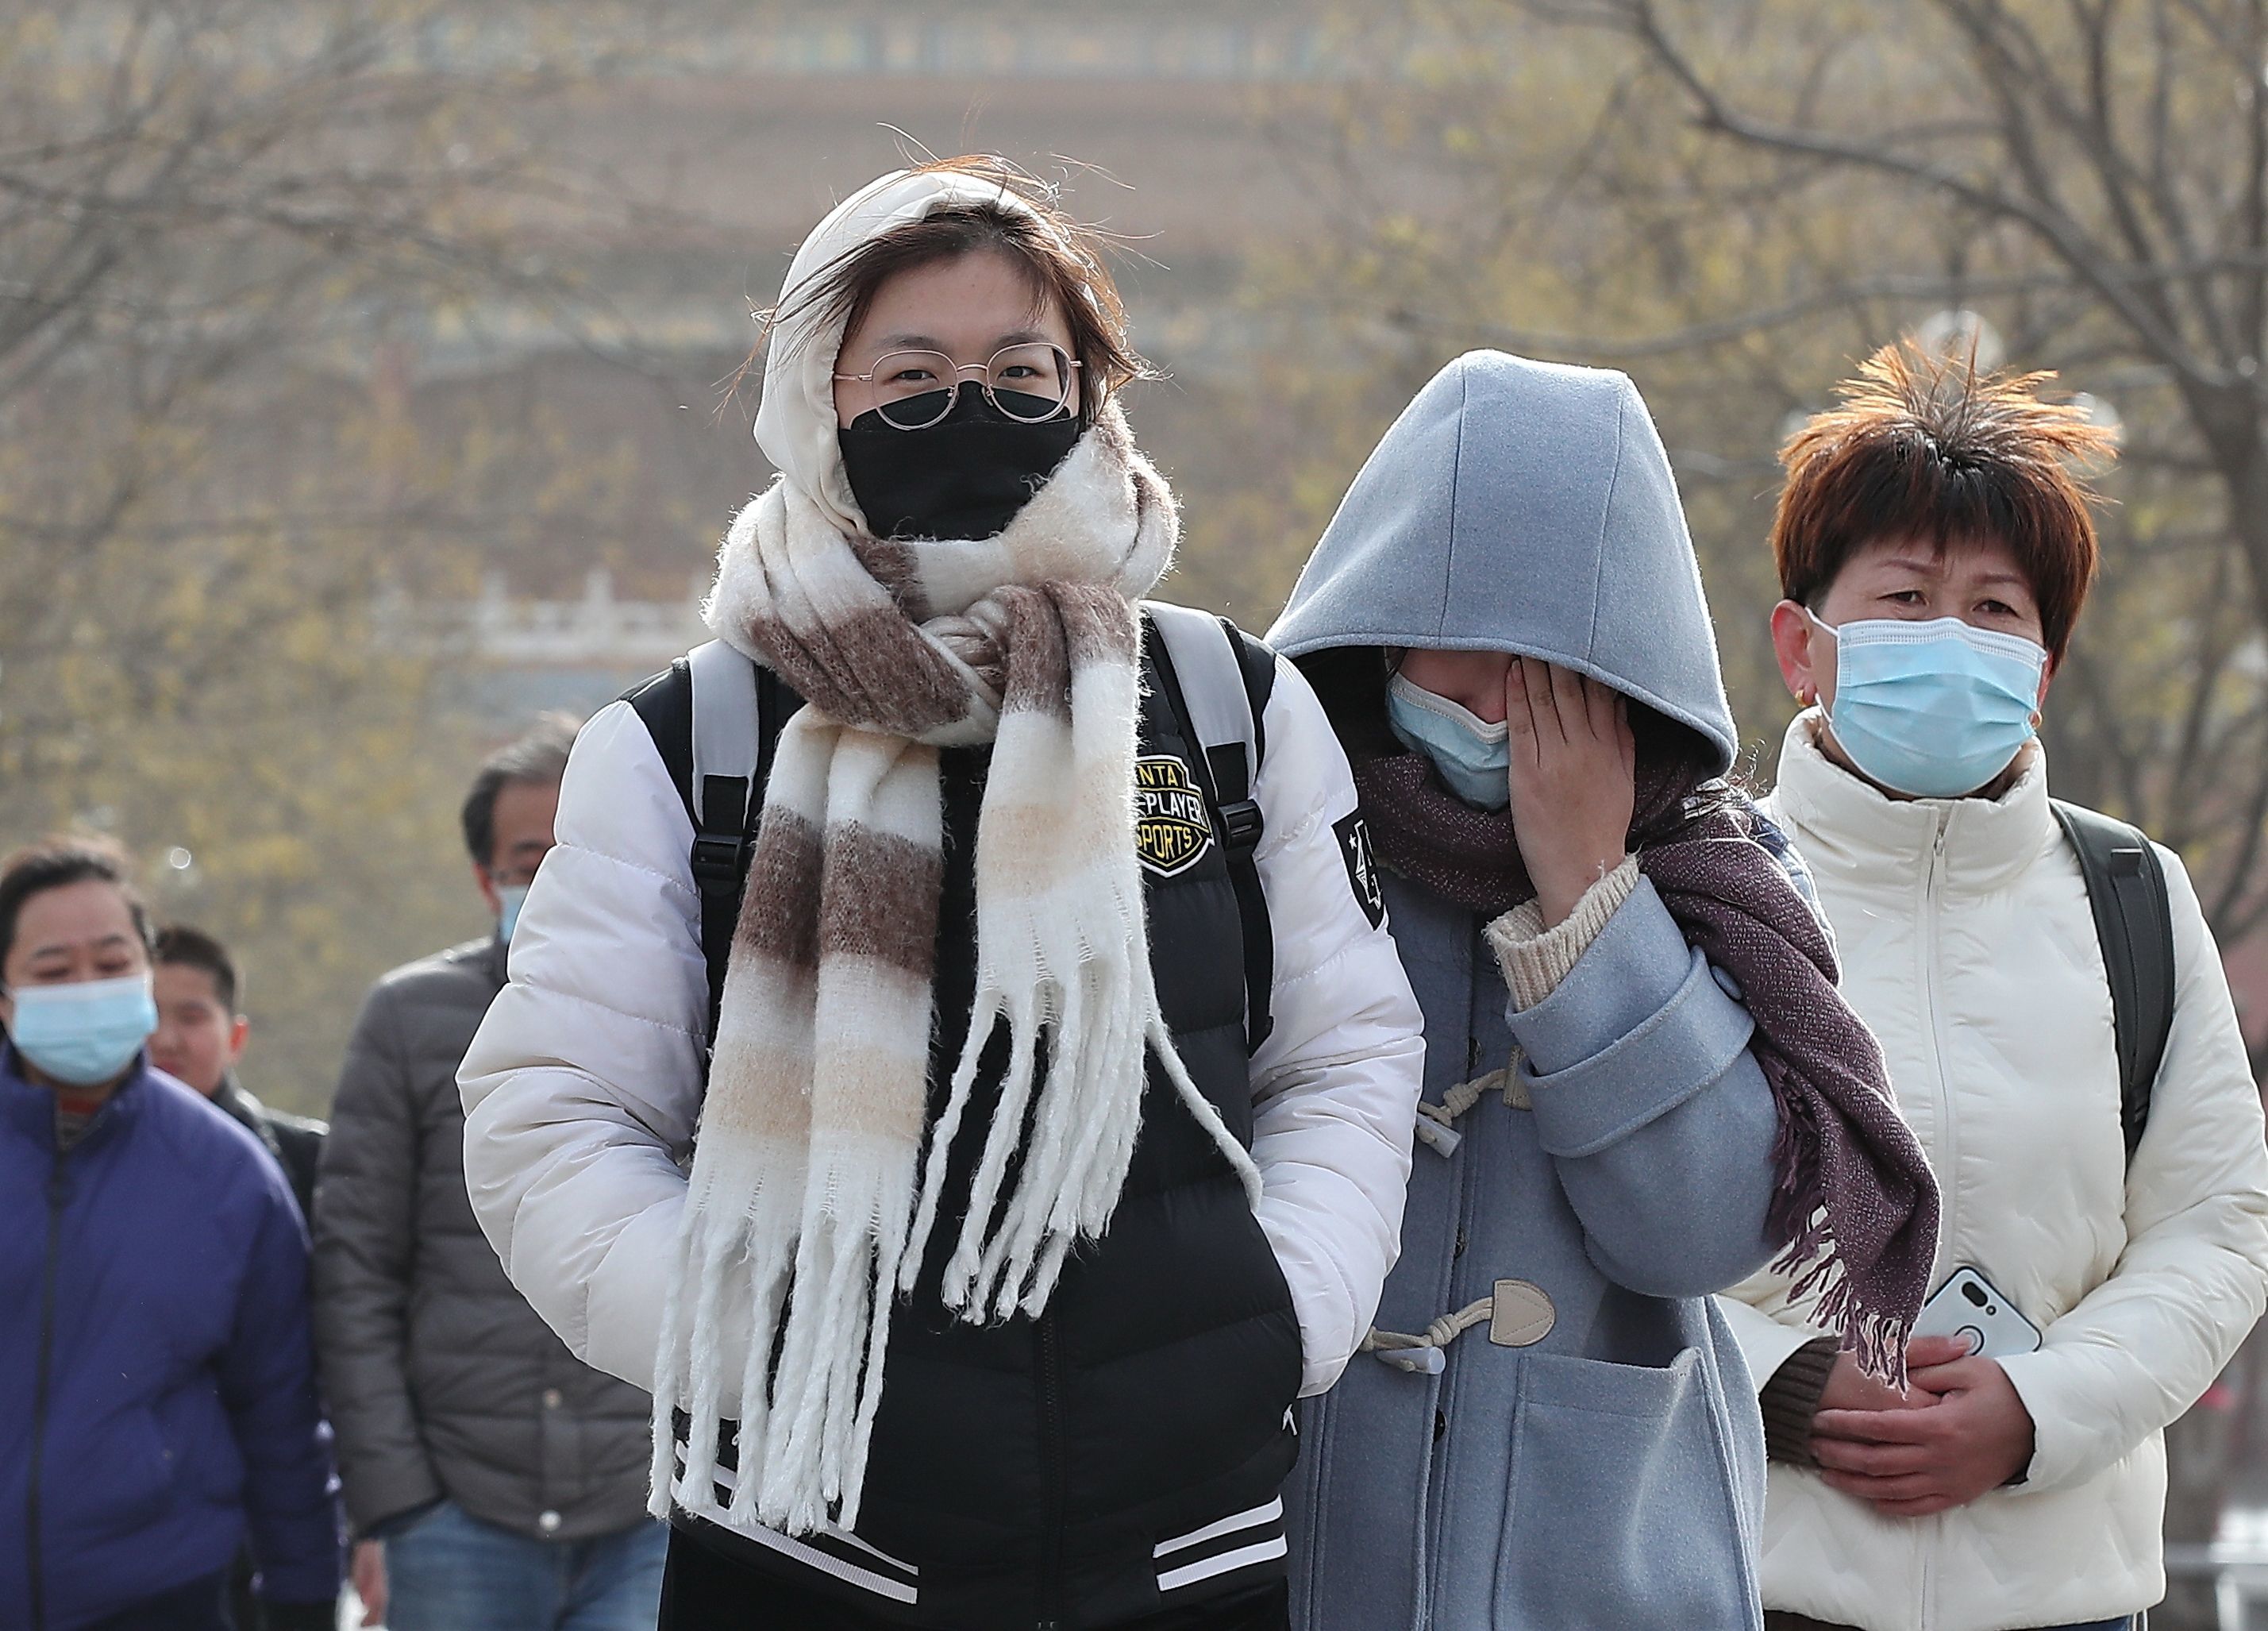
[1484,855,1642,1010]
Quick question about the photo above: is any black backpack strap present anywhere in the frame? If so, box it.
[687,641,766,1039]
[2052,800,2176,1163]
[626,642,784,1043]
[623,657,696,823]
[1142,603,1278,1055]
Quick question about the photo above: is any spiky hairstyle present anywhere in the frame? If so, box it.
[1771,340,2116,661]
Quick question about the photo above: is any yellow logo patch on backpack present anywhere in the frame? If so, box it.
[1134,755,1215,878]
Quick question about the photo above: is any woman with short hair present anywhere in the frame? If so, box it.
[1719,342,2268,1631]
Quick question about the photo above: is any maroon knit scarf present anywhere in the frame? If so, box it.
[1356,750,1939,1382]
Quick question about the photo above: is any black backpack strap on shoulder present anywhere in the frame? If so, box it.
[2052,800,2176,1163]
[1143,602,1277,1055]
[687,641,776,1040]
[625,643,784,1044]
[623,656,697,825]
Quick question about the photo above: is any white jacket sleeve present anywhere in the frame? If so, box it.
[1997,846,2268,1492]
[458,700,707,1394]
[1245,658,1427,1396]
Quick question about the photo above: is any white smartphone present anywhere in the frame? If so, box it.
[1911,1266,2043,1359]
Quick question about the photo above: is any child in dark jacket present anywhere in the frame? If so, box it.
[0,836,342,1631]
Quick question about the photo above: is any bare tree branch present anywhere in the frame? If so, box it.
[1602,0,2236,390]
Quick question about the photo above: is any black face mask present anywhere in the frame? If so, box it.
[838,380,1084,542]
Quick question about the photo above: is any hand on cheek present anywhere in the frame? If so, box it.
[1504,658,1638,927]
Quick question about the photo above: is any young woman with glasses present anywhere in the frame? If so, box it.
[456,158,1426,1631]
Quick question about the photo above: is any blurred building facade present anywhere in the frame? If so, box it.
[339,0,1402,712]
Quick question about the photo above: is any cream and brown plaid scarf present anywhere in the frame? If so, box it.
[651,401,1261,1538]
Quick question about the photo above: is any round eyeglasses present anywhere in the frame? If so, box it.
[834,342,1082,430]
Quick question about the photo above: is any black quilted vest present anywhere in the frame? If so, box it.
[630,638,1301,1630]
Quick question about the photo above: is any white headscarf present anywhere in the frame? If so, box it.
[753,164,1065,537]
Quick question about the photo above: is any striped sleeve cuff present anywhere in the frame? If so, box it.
[1760,1337,1841,1466]
[1485,855,1642,1010]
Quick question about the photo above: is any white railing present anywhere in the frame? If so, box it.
[383,570,709,669]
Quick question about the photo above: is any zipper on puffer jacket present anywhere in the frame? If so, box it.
[1917,813,1950,1631]
[26,1155,65,1631]
[1919,814,1959,1257]
[1035,1309,1066,1631]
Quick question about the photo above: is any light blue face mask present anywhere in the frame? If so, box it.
[497,885,530,943]
[1817,613,2048,798]
[8,973,159,1088]
[1387,673,1512,809]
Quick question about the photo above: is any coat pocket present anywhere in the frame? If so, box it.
[1492,1346,1754,1628]
[75,1407,179,1543]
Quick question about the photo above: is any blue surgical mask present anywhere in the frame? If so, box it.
[1386,673,1512,809]
[1816,613,2048,798]
[8,974,158,1088]
[498,885,530,943]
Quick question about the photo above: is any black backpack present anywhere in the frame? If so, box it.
[2051,801,2177,1162]
[626,602,1280,1055]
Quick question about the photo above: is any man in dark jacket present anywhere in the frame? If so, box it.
[0,835,343,1631]
[150,925,325,1220]
[312,717,664,1631]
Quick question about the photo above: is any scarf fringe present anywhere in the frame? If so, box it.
[907,955,1263,1326]
[760,1197,903,1531]
[654,1141,915,1534]
[647,1178,798,1519]
[1765,1085,1915,1390]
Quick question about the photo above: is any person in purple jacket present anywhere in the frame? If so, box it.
[0,835,343,1631]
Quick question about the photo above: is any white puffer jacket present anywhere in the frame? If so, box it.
[455,647,1425,1408]
[1720,715,2268,1631]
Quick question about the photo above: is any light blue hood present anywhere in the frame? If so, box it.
[1268,350,1738,777]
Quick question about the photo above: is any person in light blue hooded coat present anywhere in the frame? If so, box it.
[1268,351,1935,1630]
